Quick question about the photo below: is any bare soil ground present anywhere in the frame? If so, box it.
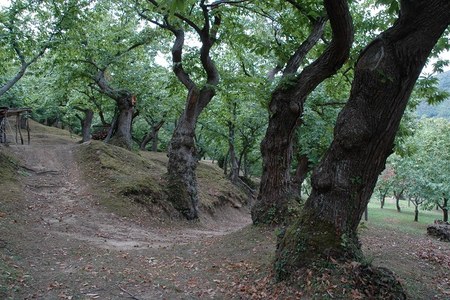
[1,122,449,299]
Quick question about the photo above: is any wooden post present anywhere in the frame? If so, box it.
[16,113,24,144]
[0,116,5,143]
[15,114,19,144]
[27,116,30,145]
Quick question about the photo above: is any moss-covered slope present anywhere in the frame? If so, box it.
[76,141,247,220]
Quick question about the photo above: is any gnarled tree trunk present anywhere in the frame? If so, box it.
[252,0,353,225]
[167,88,215,219]
[275,0,450,280]
[95,70,135,149]
[140,119,164,151]
[148,5,221,220]
[108,95,134,149]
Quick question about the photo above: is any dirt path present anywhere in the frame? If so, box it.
[4,125,449,299]
[2,129,254,299]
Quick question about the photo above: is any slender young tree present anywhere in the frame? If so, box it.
[275,0,450,280]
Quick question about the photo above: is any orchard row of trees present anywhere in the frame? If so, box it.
[1,0,449,280]
[375,118,450,222]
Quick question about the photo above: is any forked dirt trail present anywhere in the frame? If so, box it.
[6,124,449,299]
[2,126,257,299]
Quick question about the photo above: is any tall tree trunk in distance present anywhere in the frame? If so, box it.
[439,197,448,222]
[140,119,165,151]
[252,0,353,225]
[75,108,94,143]
[81,110,94,143]
[414,203,419,222]
[94,70,135,149]
[379,189,387,209]
[228,102,239,183]
[394,189,403,212]
[108,94,134,149]
[275,0,450,281]
[222,151,229,175]
[152,132,159,152]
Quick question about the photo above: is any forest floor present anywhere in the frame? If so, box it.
[1,122,449,299]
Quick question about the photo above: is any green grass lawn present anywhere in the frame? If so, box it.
[364,198,443,235]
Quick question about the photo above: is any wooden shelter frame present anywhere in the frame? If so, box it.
[0,107,32,145]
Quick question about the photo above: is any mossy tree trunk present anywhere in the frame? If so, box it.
[252,0,353,225]
[168,87,216,219]
[143,5,221,219]
[228,102,240,184]
[109,95,134,149]
[94,69,135,149]
[275,0,450,280]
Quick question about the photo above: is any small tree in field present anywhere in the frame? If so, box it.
[375,166,394,209]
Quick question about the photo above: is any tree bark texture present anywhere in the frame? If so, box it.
[275,0,450,280]
[252,0,353,225]
[80,109,94,143]
[292,153,310,198]
[167,88,215,219]
[228,103,239,183]
[109,96,134,149]
[379,191,387,209]
[164,6,220,220]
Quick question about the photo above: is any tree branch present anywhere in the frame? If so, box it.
[282,16,327,77]
[171,29,196,90]
[290,0,353,100]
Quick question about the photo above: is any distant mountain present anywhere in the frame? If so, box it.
[416,70,450,119]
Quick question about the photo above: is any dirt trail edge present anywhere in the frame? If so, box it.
[2,129,257,299]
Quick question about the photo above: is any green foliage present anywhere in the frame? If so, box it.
[0,0,90,97]
[387,118,450,219]
[416,71,450,119]
[296,84,343,169]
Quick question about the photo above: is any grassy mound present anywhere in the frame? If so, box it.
[0,146,22,207]
[75,141,247,221]
[0,147,24,298]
